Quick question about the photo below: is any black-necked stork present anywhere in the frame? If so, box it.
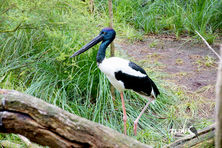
[71,28,160,135]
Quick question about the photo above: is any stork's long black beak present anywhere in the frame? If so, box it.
[70,35,104,58]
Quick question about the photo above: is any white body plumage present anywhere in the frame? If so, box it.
[98,57,147,92]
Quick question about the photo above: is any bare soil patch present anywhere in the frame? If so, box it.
[116,36,220,119]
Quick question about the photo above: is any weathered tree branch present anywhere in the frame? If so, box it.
[108,0,116,100]
[0,89,151,148]
[216,45,222,147]
[195,30,222,61]
[165,124,215,148]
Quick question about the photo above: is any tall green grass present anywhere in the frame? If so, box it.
[0,0,214,147]
[97,0,222,43]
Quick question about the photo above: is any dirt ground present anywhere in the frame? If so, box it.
[116,36,221,120]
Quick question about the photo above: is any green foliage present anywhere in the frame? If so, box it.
[96,0,221,42]
[0,134,25,147]
[0,0,214,147]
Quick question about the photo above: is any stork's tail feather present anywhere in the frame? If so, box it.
[150,79,160,98]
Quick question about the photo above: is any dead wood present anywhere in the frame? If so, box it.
[0,89,151,148]
[108,0,116,100]
[216,45,222,147]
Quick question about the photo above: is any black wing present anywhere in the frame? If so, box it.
[115,68,160,97]
[128,61,146,75]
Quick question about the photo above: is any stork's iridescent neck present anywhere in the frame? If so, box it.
[96,40,112,63]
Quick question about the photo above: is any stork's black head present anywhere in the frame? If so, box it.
[100,28,116,42]
[70,28,116,58]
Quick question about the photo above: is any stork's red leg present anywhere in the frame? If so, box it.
[134,99,153,135]
[120,92,127,135]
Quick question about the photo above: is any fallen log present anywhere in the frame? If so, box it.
[0,89,151,148]
[165,124,215,148]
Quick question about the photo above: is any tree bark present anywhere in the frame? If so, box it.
[0,89,151,148]
[108,0,115,57]
[108,0,116,100]
[216,45,222,148]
